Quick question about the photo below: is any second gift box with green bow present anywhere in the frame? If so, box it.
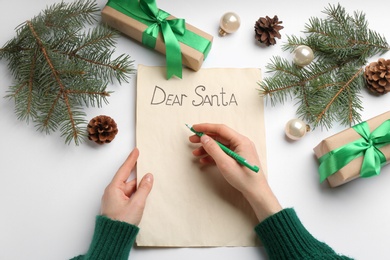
[102,0,213,79]
[314,111,390,187]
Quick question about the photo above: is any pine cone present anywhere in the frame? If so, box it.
[364,58,390,95]
[87,115,118,144]
[254,15,284,46]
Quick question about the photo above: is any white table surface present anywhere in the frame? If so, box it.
[1,0,390,259]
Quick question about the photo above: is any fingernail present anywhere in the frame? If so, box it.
[201,135,210,144]
[145,173,153,182]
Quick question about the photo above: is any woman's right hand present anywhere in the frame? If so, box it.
[189,123,282,222]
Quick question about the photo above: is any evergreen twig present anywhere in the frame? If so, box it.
[259,4,389,129]
[0,0,134,145]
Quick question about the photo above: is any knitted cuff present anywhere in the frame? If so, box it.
[85,215,139,260]
[254,208,345,259]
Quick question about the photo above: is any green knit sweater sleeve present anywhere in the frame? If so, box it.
[254,208,353,260]
[71,215,139,260]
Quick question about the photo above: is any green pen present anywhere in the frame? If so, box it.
[186,124,260,173]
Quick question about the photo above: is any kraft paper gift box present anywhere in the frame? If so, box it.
[101,0,213,79]
[314,111,390,187]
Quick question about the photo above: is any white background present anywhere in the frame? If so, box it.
[1,0,390,259]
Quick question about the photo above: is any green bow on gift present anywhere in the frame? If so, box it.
[106,0,211,79]
[318,120,390,182]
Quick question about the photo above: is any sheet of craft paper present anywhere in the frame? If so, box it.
[136,65,266,247]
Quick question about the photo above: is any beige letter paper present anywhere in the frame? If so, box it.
[136,65,266,247]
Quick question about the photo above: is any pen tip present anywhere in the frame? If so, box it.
[185,124,191,129]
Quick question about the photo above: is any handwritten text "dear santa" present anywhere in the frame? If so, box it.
[150,85,238,106]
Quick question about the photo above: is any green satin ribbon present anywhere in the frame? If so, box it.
[106,0,212,79]
[318,120,390,182]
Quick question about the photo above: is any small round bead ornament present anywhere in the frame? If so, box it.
[293,45,314,67]
[219,12,241,36]
[285,118,310,140]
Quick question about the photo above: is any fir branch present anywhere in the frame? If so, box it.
[26,19,80,140]
[43,0,99,29]
[259,3,389,129]
[314,67,363,127]
[71,25,116,54]
[0,0,134,145]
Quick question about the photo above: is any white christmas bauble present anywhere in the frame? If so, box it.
[293,45,314,66]
[285,118,308,140]
[219,12,241,36]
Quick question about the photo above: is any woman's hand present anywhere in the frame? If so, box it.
[100,148,153,226]
[189,123,282,222]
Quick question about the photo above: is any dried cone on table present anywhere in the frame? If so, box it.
[364,58,390,95]
[254,15,284,46]
[87,115,118,144]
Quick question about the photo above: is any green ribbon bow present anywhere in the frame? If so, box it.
[106,0,212,79]
[318,120,390,182]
